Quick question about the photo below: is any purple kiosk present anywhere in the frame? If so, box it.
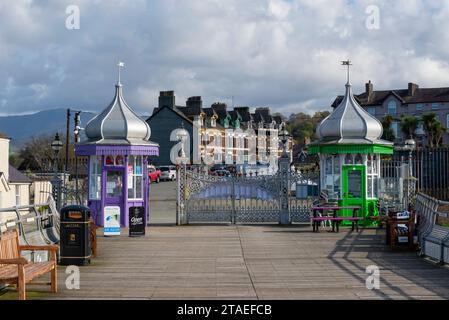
[75,71,159,230]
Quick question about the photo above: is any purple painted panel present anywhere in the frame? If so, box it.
[75,144,159,156]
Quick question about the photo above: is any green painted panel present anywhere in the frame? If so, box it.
[308,144,393,155]
[339,164,379,226]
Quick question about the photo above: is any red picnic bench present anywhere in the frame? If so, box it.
[311,206,362,232]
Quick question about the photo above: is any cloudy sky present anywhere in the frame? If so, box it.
[0,0,448,116]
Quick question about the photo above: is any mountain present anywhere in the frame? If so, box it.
[0,109,96,151]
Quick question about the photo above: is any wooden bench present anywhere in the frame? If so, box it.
[0,229,58,300]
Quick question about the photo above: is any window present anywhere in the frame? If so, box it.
[128,156,143,199]
[391,122,398,138]
[345,154,353,164]
[115,155,124,166]
[322,155,341,200]
[432,103,440,110]
[15,185,20,206]
[366,153,379,198]
[387,101,397,115]
[367,107,376,115]
[447,114,449,129]
[106,171,123,198]
[416,103,424,111]
[89,156,102,200]
[105,156,114,166]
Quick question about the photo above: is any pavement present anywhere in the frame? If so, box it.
[1,181,449,300]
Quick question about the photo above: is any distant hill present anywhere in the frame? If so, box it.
[0,109,96,151]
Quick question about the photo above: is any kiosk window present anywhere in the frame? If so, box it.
[347,170,362,198]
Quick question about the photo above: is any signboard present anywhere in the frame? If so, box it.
[129,206,145,237]
[104,206,121,236]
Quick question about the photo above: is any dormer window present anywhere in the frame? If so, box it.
[211,117,216,127]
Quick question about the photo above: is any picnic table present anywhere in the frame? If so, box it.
[311,206,362,232]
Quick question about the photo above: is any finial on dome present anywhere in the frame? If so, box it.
[117,61,125,86]
[341,59,352,85]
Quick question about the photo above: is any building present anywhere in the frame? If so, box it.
[310,75,393,222]
[75,75,159,227]
[332,81,449,144]
[146,91,293,169]
[0,136,32,222]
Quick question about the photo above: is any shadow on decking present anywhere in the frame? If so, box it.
[327,228,449,299]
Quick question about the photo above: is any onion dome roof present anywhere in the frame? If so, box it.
[315,82,392,146]
[84,83,154,146]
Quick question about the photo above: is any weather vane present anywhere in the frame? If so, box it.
[117,61,125,85]
[341,59,352,84]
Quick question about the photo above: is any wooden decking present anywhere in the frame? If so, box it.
[2,224,449,299]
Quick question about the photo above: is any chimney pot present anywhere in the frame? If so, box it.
[408,82,419,96]
[365,80,373,99]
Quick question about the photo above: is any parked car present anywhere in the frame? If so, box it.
[159,165,177,181]
[148,165,161,183]
[209,164,227,175]
[212,169,231,177]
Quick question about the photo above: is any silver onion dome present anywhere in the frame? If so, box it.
[84,83,152,145]
[316,82,390,145]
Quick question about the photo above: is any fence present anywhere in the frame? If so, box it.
[385,147,449,201]
[415,193,449,265]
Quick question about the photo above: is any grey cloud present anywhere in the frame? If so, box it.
[0,0,448,117]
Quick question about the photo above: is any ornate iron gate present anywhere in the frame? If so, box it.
[176,161,316,224]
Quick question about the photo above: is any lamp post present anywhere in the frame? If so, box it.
[51,133,63,211]
[403,137,416,210]
[175,125,189,225]
[280,129,289,158]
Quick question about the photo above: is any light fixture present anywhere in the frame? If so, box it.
[51,133,63,152]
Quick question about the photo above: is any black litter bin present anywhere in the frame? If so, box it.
[59,205,91,266]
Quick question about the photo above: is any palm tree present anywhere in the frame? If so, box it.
[400,115,418,139]
[421,113,446,147]
[381,115,395,141]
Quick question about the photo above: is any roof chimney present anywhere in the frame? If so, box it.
[158,90,175,109]
[365,80,373,99]
[408,83,419,96]
[186,96,203,109]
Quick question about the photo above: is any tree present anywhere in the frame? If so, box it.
[399,115,418,139]
[421,113,446,148]
[381,115,395,141]
[286,111,330,145]
[15,133,73,172]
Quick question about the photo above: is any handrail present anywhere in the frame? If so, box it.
[415,192,449,264]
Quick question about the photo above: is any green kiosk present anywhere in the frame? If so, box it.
[308,68,394,223]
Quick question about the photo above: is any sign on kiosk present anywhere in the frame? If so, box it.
[104,206,121,236]
[129,206,145,237]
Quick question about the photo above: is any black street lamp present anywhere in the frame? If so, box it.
[51,133,63,211]
[279,129,290,158]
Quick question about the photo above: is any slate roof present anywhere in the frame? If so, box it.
[8,165,31,184]
[203,107,218,118]
[332,85,449,107]
[233,107,253,122]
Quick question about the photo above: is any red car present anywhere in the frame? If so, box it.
[148,165,161,183]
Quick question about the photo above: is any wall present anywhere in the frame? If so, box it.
[147,107,193,166]
[31,180,53,204]
[0,137,9,180]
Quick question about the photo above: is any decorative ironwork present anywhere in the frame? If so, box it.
[178,161,318,224]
